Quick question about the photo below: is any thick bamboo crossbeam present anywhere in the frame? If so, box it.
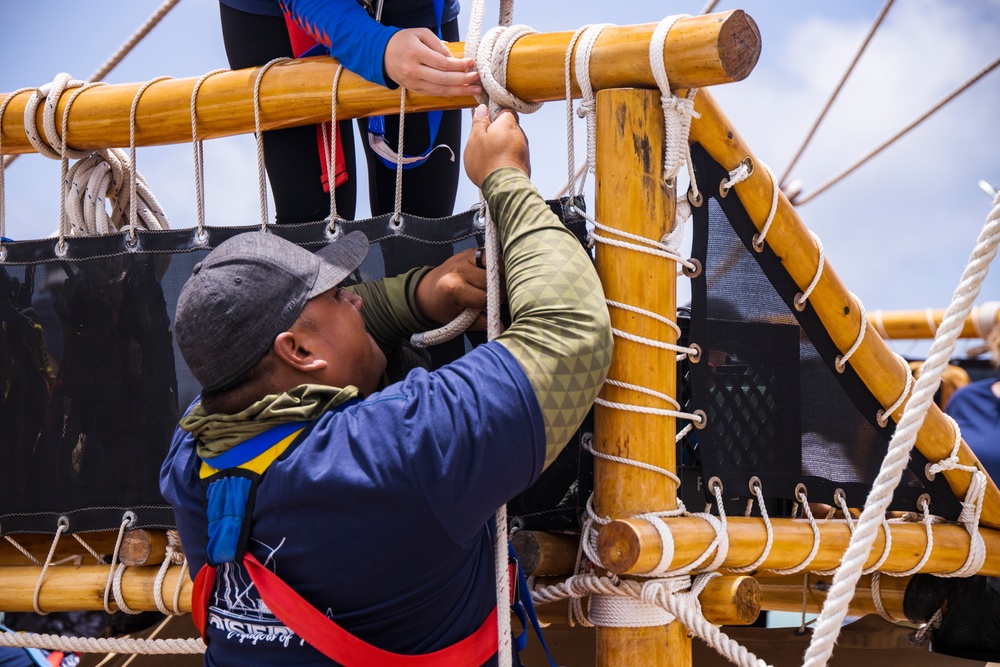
[688,90,1000,529]
[532,575,761,626]
[0,564,191,613]
[510,531,579,577]
[0,529,168,567]
[0,11,759,155]
[598,516,1000,577]
[756,573,914,623]
[869,302,1000,340]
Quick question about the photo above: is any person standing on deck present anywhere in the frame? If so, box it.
[218,0,479,227]
[160,105,612,665]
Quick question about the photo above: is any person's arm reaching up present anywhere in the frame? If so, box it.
[465,106,613,469]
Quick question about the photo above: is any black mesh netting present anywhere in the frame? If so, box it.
[684,144,961,519]
[0,199,591,535]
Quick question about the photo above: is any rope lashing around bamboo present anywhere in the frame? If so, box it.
[11,73,169,243]
[530,570,770,667]
[802,189,1000,667]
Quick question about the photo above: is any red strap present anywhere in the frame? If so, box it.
[282,12,349,192]
[244,552,498,666]
[191,564,217,638]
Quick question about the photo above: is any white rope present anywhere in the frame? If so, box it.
[581,433,681,493]
[530,573,771,667]
[750,162,781,252]
[32,520,68,615]
[727,480,775,573]
[102,513,134,614]
[877,355,914,427]
[835,292,867,372]
[972,301,999,338]
[924,307,939,336]
[871,309,891,339]
[766,488,823,575]
[0,631,204,655]
[571,23,613,196]
[885,497,936,576]
[926,416,988,578]
[3,535,42,566]
[72,534,107,564]
[804,188,1000,667]
[324,65,345,226]
[127,76,171,243]
[191,68,228,241]
[793,231,825,311]
[252,58,291,230]
[649,16,698,190]
[869,573,897,622]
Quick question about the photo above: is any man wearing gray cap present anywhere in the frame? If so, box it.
[160,105,612,666]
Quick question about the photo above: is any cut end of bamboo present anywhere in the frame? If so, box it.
[717,10,761,82]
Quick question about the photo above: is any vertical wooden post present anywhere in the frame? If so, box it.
[594,88,690,666]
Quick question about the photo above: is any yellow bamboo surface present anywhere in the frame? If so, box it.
[0,564,191,613]
[0,12,759,155]
[869,302,1000,340]
[756,573,911,623]
[593,87,687,666]
[598,516,1000,577]
[688,89,1000,530]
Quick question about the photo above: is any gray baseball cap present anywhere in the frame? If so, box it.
[175,231,369,392]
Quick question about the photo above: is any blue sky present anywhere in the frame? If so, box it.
[1,0,998,357]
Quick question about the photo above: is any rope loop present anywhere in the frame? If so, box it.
[252,58,291,230]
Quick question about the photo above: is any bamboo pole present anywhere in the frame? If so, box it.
[0,564,191,613]
[597,516,1000,577]
[0,530,168,567]
[868,302,1000,340]
[594,87,688,666]
[688,89,1000,529]
[0,11,760,155]
[510,531,579,577]
[756,572,914,623]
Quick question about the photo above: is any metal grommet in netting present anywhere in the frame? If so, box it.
[751,232,764,253]
[834,488,847,506]
[54,238,68,258]
[325,218,344,242]
[389,214,404,233]
[682,257,702,278]
[194,228,209,246]
[0,246,6,263]
[916,493,931,511]
[124,232,140,251]
[708,476,723,495]
[57,516,70,531]
[877,408,890,427]
[687,343,702,363]
[748,476,762,494]
[718,178,731,199]
[741,156,755,176]
[687,189,703,208]
[692,408,708,430]
[793,291,807,312]
[794,482,809,503]
[665,176,676,189]
[123,511,137,528]
[924,462,936,481]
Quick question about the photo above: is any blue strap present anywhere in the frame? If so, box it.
[199,421,304,470]
[508,542,557,667]
[368,0,446,171]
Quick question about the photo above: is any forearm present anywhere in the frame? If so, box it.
[347,267,437,350]
[484,168,613,469]
[281,0,398,86]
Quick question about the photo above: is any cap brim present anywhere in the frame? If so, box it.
[309,230,370,298]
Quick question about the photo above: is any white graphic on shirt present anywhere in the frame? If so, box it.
[207,537,325,649]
